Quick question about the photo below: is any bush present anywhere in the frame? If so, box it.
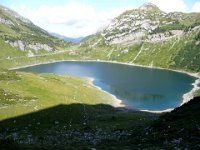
[152,22,186,34]
[195,31,200,41]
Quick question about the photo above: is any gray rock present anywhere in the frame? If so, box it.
[9,40,25,51]
[0,17,14,26]
[109,32,145,44]
[8,40,53,52]
[27,43,53,52]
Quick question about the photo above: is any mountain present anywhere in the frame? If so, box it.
[0,5,70,68]
[1,3,200,72]
[0,3,200,149]
[0,71,199,149]
[149,96,200,149]
[80,3,200,72]
[49,32,84,43]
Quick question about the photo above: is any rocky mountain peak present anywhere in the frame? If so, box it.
[139,3,160,11]
[99,2,200,45]
[0,4,69,53]
[0,5,31,24]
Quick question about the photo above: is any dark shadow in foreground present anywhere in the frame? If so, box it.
[0,104,155,149]
[0,97,200,149]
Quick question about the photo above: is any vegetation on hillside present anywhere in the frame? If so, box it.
[0,3,199,149]
[151,21,186,34]
[0,70,118,120]
[0,5,72,70]
[0,5,67,48]
[77,28,200,72]
[0,91,199,149]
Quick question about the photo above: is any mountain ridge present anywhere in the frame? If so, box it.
[100,3,199,44]
[0,3,200,149]
[0,3,200,72]
[0,5,69,58]
[49,32,84,43]
[78,3,200,72]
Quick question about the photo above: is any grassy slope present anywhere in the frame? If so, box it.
[0,96,199,149]
[0,70,117,120]
[0,104,158,149]
[195,89,200,96]
[0,71,160,149]
[133,30,200,72]
[77,8,200,73]
[0,5,67,48]
[77,29,200,73]
[1,5,200,72]
[0,5,73,69]
[148,96,200,149]
[0,5,199,149]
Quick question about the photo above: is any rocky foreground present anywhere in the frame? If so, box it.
[0,96,200,149]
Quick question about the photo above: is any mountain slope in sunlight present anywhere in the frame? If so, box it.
[80,3,200,72]
[0,5,71,68]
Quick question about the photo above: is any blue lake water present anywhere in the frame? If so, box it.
[17,61,196,111]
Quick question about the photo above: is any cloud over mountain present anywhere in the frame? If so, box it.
[12,2,132,38]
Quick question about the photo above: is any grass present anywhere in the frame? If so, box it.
[0,103,158,149]
[0,70,118,120]
[0,38,26,59]
[0,70,160,149]
[1,9,200,73]
[0,6,72,70]
[0,5,200,149]
[151,22,186,34]
[149,96,200,149]
[194,89,200,97]
[0,94,199,149]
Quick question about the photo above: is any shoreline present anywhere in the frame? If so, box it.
[10,59,200,113]
[11,59,200,78]
[141,108,174,113]
[182,78,200,105]
[87,77,125,108]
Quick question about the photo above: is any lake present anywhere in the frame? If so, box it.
[17,61,196,111]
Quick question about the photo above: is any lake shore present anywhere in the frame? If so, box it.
[141,108,174,113]
[11,59,200,113]
[87,77,125,108]
[11,59,200,78]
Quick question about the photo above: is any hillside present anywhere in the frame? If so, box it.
[79,3,200,72]
[0,76,200,150]
[0,5,73,68]
[0,3,200,149]
[1,3,200,72]
[149,96,200,149]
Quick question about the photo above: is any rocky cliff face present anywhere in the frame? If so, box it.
[0,5,31,24]
[0,16,14,26]
[0,5,67,54]
[100,3,199,44]
[6,40,53,52]
[80,3,200,72]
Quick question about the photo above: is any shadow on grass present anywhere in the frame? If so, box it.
[0,104,143,129]
[1,97,200,149]
[0,103,156,149]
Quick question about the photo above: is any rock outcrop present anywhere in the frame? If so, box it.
[0,17,14,26]
[6,40,53,52]
[0,5,64,56]
[0,5,31,24]
[101,3,186,44]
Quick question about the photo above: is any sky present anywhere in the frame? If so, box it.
[1,0,200,38]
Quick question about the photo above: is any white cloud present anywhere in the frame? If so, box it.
[11,2,132,38]
[148,0,187,13]
[192,2,200,12]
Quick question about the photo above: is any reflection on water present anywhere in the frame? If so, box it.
[17,61,196,111]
